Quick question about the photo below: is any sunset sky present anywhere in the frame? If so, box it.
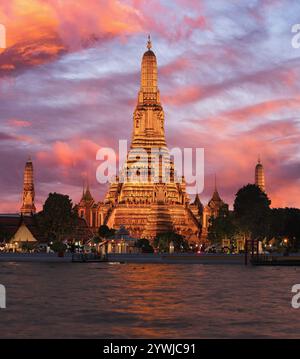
[0,0,300,212]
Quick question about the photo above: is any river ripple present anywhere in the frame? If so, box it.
[0,262,299,338]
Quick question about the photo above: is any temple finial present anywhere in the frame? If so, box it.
[86,172,90,190]
[258,154,261,164]
[214,173,217,191]
[82,179,85,197]
[147,34,152,50]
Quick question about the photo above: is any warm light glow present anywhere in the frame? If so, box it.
[0,1,300,213]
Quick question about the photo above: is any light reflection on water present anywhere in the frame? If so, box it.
[0,262,299,338]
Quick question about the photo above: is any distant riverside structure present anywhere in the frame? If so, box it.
[20,158,36,216]
[201,177,228,240]
[77,37,228,244]
[0,158,93,251]
[255,157,265,192]
[0,158,40,251]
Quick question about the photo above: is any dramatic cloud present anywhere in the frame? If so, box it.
[0,0,208,76]
[0,0,300,212]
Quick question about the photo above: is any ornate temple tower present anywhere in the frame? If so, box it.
[78,183,95,224]
[131,35,166,149]
[87,37,201,242]
[255,157,265,192]
[201,176,228,241]
[20,158,36,216]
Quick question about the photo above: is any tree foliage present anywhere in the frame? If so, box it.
[0,227,10,242]
[50,240,67,253]
[37,192,78,242]
[98,225,115,239]
[269,207,300,250]
[153,231,189,252]
[21,242,35,252]
[207,205,237,245]
[135,238,154,253]
[234,184,271,239]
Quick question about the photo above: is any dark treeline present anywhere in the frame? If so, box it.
[11,189,299,254]
[208,184,300,251]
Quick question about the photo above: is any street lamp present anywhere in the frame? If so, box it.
[283,238,289,257]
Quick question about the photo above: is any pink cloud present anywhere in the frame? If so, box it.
[223,98,300,123]
[162,85,203,106]
[8,119,32,127]
[160,57,192,76]
[37,139,100,169]
[0,0,299,212]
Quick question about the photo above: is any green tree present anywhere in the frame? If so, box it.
[234,184,271,240]
[269,208,287,239]
[207,206,237,245]
[284,208,300,250]
[92,235,101,244]
[269,208,300,251]
[0,227,10,242]
[37,192,78,242]
[135,238,154,253]
[21,242,35,252]
[50,240,67,253]
[153,231,188,252]
[98,225,115,239]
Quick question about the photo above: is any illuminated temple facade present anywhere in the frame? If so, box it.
[77,38,227,243]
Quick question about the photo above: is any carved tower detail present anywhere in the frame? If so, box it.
[78,37,201,242]
[255,157,265,192]
[20,158,36,216]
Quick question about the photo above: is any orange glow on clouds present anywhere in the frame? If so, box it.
[0,0,299,212]
[37,139,100,169]
[0,0,145,74]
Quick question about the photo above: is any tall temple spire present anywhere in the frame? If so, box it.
[86,173,90,191]
[210,173,221,203]
[139,35,158,98]
[255,157,265,192]
[147,34,152,50]
[81,173,94,203]
[81,178,86,200]
[131,35,166,148]
[20,158,36,216]
[214,173,217,191]
[77,38,201,242]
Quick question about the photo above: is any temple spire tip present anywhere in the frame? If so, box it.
[214,173,217,191]
[147,34,152,50]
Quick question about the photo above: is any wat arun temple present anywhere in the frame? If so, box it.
[77,37,230,243]
[0,38,267,247]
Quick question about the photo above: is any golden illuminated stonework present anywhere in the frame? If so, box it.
[20,158,36,216]
[77,39,231,243]
[255,157,265,192]
[78,38,202,242]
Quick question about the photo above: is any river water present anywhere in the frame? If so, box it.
[0,262,299,338]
